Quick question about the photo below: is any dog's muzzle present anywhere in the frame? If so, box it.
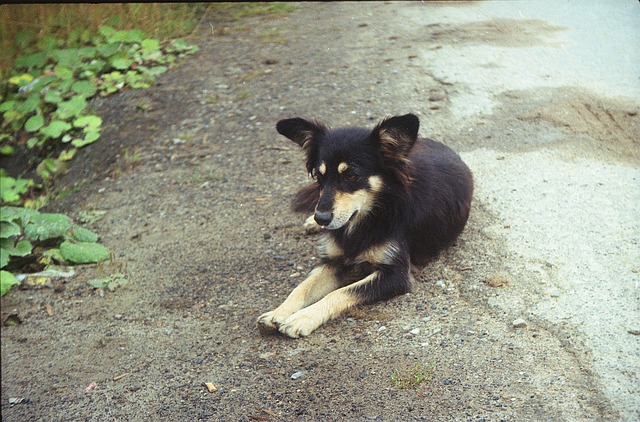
[314,211,333,227]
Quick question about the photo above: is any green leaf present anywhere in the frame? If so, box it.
[44,90,64,104]
[0,206,39,224]
[109,29,144,43]
[0,221,21,238]
[37,35,63,52]
[96,42,120,58]
[24,115,44,132]
[141,38,160,53]
[73,115,102,129]
[14,52,47,70]
[17,93,41,114]
[36,158,59,180]
[0,100,16,112]
[72,129,100,147]
[50,48,81,68]
[4,239,33,257]
[0,145,14,155]
[54,65,74,80]
[56,95,87,119]
[0,270,20,296]
[13,240,32,256]
[60,241,110,264]
[70,225,99,242]
[71,80,97,98]
[98,25,117,39]
[87,277,109,289]
[0,249,9,268]
[40,120,72,139]
[58,148,76,161]
[24,213,73,241]
[109,52,133,70]
[8,73,34,86]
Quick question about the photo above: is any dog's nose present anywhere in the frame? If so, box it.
[314,211,333,227]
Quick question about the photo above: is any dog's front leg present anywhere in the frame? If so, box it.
[257,264,339,330]
[279,267,411,338]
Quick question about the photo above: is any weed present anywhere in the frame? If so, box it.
[390,363,434,389]
[0,205,110,296]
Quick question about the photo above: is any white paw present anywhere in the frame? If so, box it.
[278,308,324,338]
[303,215,322,234]
[257,307,296,331]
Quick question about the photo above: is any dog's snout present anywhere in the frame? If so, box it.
[314,211,333,227]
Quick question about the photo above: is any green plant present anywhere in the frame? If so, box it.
[0,26,199,208]
[87,272,128,292]
[390,363,434,389]
[0,205,110,296]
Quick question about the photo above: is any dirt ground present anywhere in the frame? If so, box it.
[2,2,639,421]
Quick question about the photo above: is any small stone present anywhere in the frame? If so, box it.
[628,329,640,336]
[512,318,527,329]
[550,290,560,298]
[377,325,387,333]
[290,272,300,278]
[409,328,420,335]
[291,371,305,380]
[263,232,271,240]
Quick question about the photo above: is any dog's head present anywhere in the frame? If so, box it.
[276,114,419,230]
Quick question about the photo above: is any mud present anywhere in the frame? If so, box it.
[2,2,638,421]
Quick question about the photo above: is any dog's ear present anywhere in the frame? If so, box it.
[371,114,419,163]
[276,118,327,150]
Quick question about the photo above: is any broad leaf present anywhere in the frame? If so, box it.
[24,213,72,241]
[40,120,72,139]
[60,241,110,264]
[71,80,97,97]
[56,96,87,119]
[24,114,44,132]
[0,270,20,296]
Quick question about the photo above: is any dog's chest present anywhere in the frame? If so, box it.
[317,234,400,267]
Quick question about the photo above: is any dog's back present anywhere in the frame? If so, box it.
[405,138,473,267]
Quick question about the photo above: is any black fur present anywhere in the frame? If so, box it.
[276,113,473,324]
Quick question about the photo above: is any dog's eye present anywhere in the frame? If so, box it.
[342,171,358,182]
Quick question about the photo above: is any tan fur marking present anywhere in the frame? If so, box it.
[338,162,349,173]
[318,162,326,175]
[355,241,400,265]
[278,271,380,338]
[257,264,339,330]
[368,175,383,192]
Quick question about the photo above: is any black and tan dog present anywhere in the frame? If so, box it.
[257,114,473,338]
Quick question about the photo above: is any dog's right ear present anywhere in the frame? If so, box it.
[276,118,327,150]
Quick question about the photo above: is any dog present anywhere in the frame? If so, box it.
[257,113,473,338]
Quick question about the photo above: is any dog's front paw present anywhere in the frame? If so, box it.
[257,307,296,331]
[257,311,279,331]
[278,308,324,338]
[303,214,322,234]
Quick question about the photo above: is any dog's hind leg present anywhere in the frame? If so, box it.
[257,264,339,331]
[278,267,411,338]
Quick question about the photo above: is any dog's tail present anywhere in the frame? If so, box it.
[291,182,319,213]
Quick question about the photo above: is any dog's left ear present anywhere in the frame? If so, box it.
[371,114,419,163]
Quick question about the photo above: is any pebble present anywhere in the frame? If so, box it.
[291,371,305,380]
[550,290,560,298]
[377,325,387,333]
[512,318,527,329]
[409,328,420,335]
